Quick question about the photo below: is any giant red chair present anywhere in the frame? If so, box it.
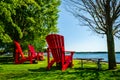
[46,34,74,71]
[28,44,44,61]
[14,40,36,64]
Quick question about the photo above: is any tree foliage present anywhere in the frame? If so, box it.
[0,0,60,53]
[64,0,120,69]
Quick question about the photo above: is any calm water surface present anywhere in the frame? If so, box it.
[73,52,120,62]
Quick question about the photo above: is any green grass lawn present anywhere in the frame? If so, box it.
[0,56,120,80]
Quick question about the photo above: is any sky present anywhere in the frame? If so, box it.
[57,1,120,52]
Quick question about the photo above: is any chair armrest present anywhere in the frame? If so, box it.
[65,51,75,56]
[65,51,75,52]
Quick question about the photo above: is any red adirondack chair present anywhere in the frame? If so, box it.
[46,34,74,71]
[14,40,36,64]
[28,44,44,61]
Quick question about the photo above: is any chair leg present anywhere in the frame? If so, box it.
[47,59,55,70]
[70,62,74,67]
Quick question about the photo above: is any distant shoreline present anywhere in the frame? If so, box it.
[101,61,120,64]
[75,52,120,54]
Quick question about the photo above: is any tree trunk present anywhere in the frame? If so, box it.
[105,0,116,70]
[106,32,116,69]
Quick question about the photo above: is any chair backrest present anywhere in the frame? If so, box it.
[46,34,65,63]
[14,40,25,58]
[28,45,37,57]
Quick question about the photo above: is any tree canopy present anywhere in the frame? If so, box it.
[0,0,60,53]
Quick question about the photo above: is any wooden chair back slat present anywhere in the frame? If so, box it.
[46,34,65,62]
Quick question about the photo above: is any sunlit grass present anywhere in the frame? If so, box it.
[0,56,120,80]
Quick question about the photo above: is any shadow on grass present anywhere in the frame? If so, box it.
[75,67,120,79]
[4,69,120,80]
[74,67,109,71]
[0,56,14,65]
[27,67,120,80]
[19,68,120,79]
[0,56,38,65]
[28,67,47,72]
[1,63,120,79]
[28,66,61,72]
[0,67,3,70]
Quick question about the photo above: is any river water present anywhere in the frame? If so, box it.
[73,52,120,63]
